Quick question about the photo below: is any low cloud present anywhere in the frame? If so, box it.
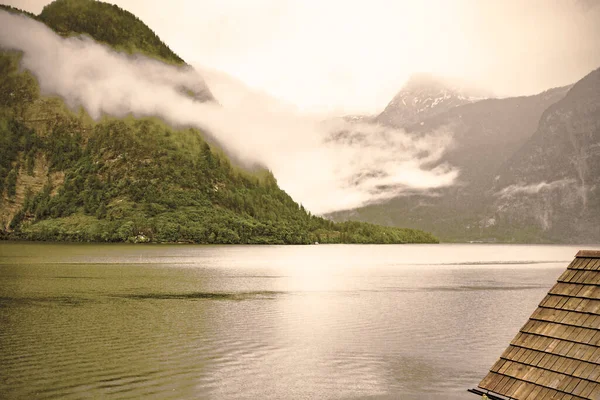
[497,179,576,198]
[0,10,458,214]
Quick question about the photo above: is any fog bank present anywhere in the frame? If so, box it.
[0,10,457,213]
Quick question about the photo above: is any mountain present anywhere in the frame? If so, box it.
[376,74,480,127]
[329,76,576,242]
[402,85,572,189]
[38,0,214,102]
[484,67,600,243]
[39,0,184,65]
[0,1,437,244]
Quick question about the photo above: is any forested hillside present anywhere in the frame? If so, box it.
[40,0,184,64]
[0,2,437,244]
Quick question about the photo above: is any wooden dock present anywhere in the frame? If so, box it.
[469,250,600,399]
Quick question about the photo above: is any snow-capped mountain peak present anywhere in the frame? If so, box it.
[377,73,486,127]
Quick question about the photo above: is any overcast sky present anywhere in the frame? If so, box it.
[6,0,600,114]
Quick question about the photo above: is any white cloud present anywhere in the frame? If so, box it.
[4,0,600,114]
[0,10,458,214]
[497,179,577,198]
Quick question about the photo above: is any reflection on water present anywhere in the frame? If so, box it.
[0,243,596,399]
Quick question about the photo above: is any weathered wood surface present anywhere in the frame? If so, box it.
[576,250,600,259]
[474,251,600,399]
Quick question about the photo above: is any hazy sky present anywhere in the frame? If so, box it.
[1,10,459,213]
[6,0,600,114]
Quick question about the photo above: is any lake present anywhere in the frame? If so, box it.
[1,243,598,399]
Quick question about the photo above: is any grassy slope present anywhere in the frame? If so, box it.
[0,1,438,244]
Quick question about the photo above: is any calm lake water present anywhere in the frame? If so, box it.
[1,243,598,399]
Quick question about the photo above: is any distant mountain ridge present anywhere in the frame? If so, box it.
[328,69,595,243]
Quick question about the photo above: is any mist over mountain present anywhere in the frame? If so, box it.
[376,74,485,127]
[0,1,438,244]
[488,67,600,242]
[1,0,599,244]
[328,70,600,243]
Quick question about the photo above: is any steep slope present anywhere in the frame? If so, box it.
[0,4,36,19]
[0,3,437,244]
[404,85,572,188]
[37,0,213,102]
[39,0,183,65]
[484,67,600,243]
[330,83,572,242]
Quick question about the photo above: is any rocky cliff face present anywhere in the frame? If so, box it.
[329,74,582,242]
[487,68,600,243]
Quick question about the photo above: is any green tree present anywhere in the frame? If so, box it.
[5,168,17,198]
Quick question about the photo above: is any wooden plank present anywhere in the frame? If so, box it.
[556,296,571,308]
[544,389,561,399]
[516,334,599,362]
[545,355,562,373]
[581,346,600,363]
[564,377,583,394]
[522,321,597,347]
[505,350,600,380]
[582,315,600,329]
[573,312,594,327]
[567,286,587,298]
[569,258,586,270]
[532,351,547,367]
[580,326,599,345]
[538,353,555,369]
[493,374,511,392]
[542,295,562,308]
[578,286,599,300]
[514,346,529,362]
[586,363,600,381]
[511,380,534,398]
[490,359,506,373]
[580,362,598,380]
[567,345,589,362]
[550,283,573,296]
[559,269,578,282]
[579,381,599,398]
[524,384,544,399]
[574,270,600,285]
[572,271,586,284]
[496,376,518,396]
[557,375,578,391]
[576,250,600,258]
[571,379,590,397]
[498,361,512,375]
[479,372,496,389]
[554,357,574,374]
[536,386,552,399]
[540,296,600,315]
[519,349,537,365]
